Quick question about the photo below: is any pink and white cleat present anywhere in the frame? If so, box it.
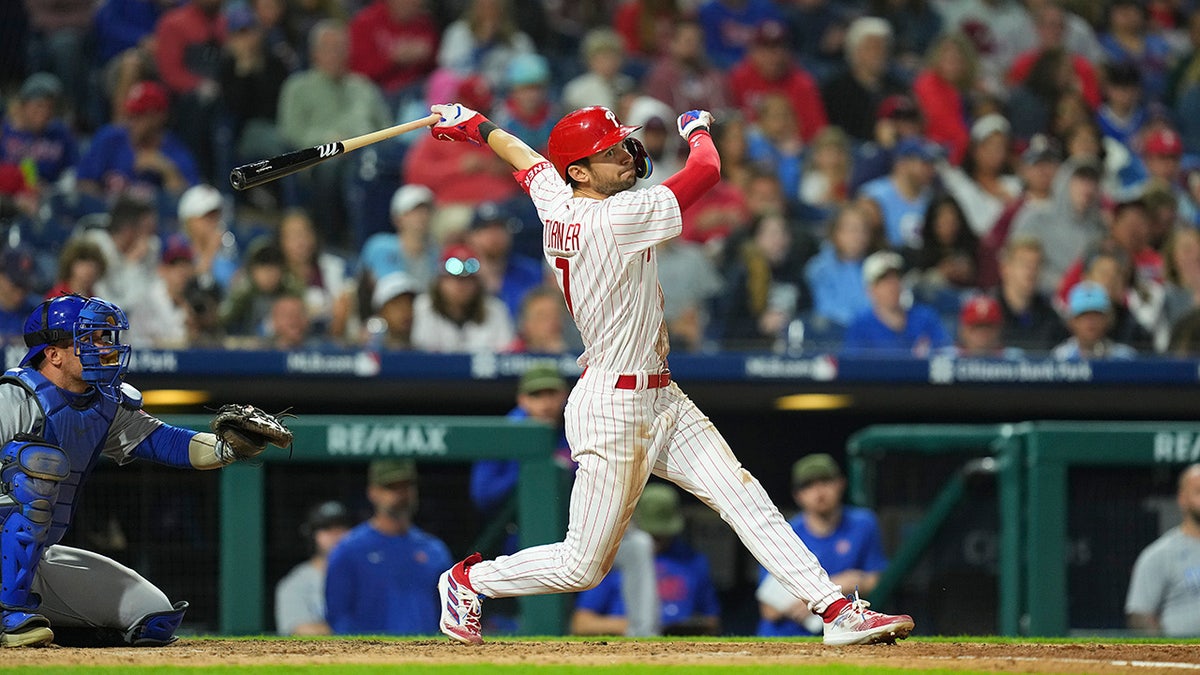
[438,552,484,645]
[822,593,914,646]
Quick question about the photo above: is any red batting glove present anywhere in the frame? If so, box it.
[430,103,491,146]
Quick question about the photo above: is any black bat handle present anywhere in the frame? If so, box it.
[229,142,344,191]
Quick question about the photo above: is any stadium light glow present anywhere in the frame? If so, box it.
[141,389,211,407]
[774,393,854,411]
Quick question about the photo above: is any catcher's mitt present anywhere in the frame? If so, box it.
[211,404,294,460]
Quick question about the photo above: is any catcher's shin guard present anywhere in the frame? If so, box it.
[0,435,69,624]
[124,601,189,646]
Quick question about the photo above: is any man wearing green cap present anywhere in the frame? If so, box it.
[757,454,888,637]
[323,459,453,635]
[469,364,661,637]
[571,483,720,636]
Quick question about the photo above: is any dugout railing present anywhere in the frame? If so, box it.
[164,415,563,636]
[848,421,1200,636]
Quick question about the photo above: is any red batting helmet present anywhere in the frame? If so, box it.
[547,106,641,179]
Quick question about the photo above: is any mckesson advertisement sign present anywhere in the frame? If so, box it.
[327,423,449,456]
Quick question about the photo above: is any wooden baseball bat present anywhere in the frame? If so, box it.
[229,112,441,191]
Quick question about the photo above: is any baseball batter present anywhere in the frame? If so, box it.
[429,104,914,646]
[0,294,291,648]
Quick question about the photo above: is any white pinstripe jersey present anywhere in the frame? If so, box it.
[519,161,682,373]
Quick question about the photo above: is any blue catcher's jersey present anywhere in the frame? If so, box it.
[1,367,118,546]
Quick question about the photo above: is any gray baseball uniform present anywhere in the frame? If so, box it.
[1125,526,1200,636]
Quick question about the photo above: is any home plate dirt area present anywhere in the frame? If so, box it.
[4,639,1200,672]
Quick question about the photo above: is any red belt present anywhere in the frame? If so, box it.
[583,368,671,390]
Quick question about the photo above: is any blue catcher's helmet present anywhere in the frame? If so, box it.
[21,294,131,402]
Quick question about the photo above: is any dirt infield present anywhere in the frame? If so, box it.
[3,639,1200,672]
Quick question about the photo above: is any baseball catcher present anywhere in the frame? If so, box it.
[0,294,293,648]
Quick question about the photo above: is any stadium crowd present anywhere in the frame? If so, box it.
[5,0,1200,358]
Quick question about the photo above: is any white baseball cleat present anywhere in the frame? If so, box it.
[438,552,484,645]
[822,593,914,646]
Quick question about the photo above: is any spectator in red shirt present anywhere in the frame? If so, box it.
[154,0,226,179]
[347,0,439,100]
[913,32,978,165]
[1007,3,1101,109]
[729,20,827,144]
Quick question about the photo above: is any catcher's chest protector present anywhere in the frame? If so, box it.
[1,368,117,546]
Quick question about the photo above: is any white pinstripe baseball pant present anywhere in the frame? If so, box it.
[467,371,844,614]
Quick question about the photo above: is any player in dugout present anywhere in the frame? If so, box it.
[0,293,293,648]
[425,102,915,645]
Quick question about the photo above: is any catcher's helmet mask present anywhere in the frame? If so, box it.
[21,294,132,403]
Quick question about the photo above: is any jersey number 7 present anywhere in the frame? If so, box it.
[554,257,573,317]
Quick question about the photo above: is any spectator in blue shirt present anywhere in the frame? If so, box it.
[360,184,440,290]
[1052,280,1138,360]
[324,460,453,636]
[805,203,874,328]
[695,0,784,69]
[757,454,888,637]
[0,73,78,186]
[571,483,721,637]
[76,81,198,202]
[843,250,951,356]
[857,138,937,248]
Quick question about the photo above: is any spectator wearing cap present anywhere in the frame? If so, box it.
[359,184,439,288]
[411,242,514,352]
[573,483,721,637]
[220,238,306,337]
[625,96,684,186]
[122,234,198,348]
[88,193,162,311]
[757,454,887,637]
[492,53,558,154]
[695,0,784,69]
[728,19,827,144]
[564,28,636,113]
[347,0,439,98]
[843,250,950,356]
[805,204,874,329]
[821,17,906,143]
[402,75,521,213]
[937,113,1023,238]
[1138,128,1196,225]
[278,208,353,339]
[76,80,199,201]
[857,137,937,248]
[1011,159,1106,296]
[1100,0,1173,103]
[1007,4,1103,110]
[464,201,544,320]
[218,4,291,172]
[179,183,239,292]
[1053,280,1137,359]
[1075,242,1162,352]
[154,0,228,182]
[367,271,421,350]
[639,20,730,117]
[849,94,925,193]
[976,134,1063,288]
[994,237,1067,352]
[0,73,78,186]
[278,19,391,247]
[275,500,355,635]
[953,294,1023,357]
[912,33,979,165]
[325,460,453,636]
[435,0,535,90]
[0,247,40,338]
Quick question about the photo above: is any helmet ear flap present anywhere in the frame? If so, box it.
[624,137,653,180]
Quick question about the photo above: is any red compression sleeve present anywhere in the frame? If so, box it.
[662,130,721,213]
